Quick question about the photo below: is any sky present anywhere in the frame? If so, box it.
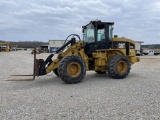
[0,0,160,44]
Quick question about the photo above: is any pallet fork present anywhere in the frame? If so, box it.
[7,48,39,81]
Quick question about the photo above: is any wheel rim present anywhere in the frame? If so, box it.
[67,62,81,77]
[117,61,127,73]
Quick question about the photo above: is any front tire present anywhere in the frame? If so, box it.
[107,54,131,79]
[58,55,86,84]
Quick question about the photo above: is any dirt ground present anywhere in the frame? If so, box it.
[0,51,160,120]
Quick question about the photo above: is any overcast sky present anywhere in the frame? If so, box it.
[0,0,160,44]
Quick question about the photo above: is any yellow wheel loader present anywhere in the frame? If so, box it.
[11,20,140,83]
[0,42,10,52]
[31,48,41,54]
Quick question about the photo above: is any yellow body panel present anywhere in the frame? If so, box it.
[112,37,135,44]
[45,39,139,74]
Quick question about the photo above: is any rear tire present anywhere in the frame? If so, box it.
[58,55,86,84]
[107,54,131,79]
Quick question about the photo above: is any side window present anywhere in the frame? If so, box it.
[97,29,105,42]
[109,25,113,39]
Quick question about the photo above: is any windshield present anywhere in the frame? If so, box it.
[83,24,95,43]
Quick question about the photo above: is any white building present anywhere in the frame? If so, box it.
[49,40,65,52]
[135,41,144,55]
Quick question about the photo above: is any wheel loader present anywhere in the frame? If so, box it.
[31,48,41,54]
[11,20,140,83]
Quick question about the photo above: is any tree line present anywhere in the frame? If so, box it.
[0,40,48,48]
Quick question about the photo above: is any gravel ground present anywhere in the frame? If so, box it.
[0,51,160,120]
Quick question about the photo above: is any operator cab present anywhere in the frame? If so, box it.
[82,20,114,56]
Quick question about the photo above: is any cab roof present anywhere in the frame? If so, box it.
[82,20,114,28]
